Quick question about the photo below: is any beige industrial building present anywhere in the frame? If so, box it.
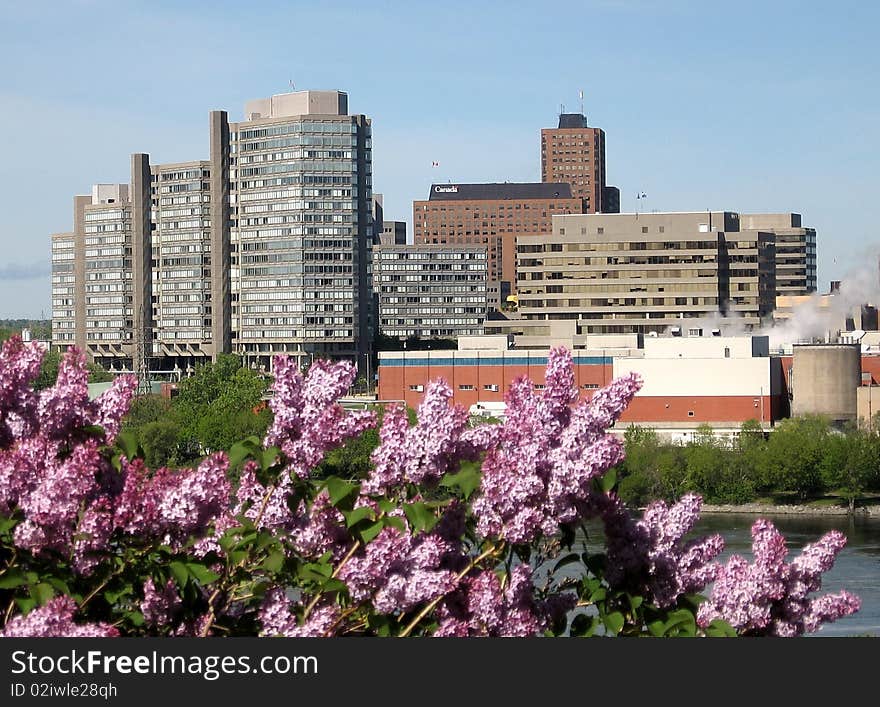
[516,211,777,335]
[52,90,374,374]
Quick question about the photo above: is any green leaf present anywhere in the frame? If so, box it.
[342,506,374,528]
[321,578,347,594]
[31,583,55,605]
[704,619,737,638]
[169,562,189,587]
[358,520,384,544]
[125,610,145,627]
[0,514,18,535]
[600,469,617,493]
[663,609,697,637]
[603,611,625,635]
[589,587,607,603]
[261,447,281,471]
[383,516,406,532]
[647,619,666,637]
[115,430,141,460]
[46,577,71,595]
[262,550,285,573]
[403,502,438,533]
[228,440,257,469]
[377,499,396,514]
[570,614,597,637]
[627,594,644,611]
[325,477,358,508]
[185,563,221,585]
[0,570,27,589]
[440,462,482,499]
[14,597,36,615]
[552,553,581,574]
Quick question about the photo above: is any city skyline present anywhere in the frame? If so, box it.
[3,0,879,317]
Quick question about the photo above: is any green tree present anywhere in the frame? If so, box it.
[139,420,180,468]
[173,355,269,456]
[759,415,831,501]
[821,428,880,513]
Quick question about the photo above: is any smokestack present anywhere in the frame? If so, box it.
[831,280,841,294]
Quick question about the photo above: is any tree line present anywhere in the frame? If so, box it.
[615,417,880,511]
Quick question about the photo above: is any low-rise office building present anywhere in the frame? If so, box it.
[373,244,487,340]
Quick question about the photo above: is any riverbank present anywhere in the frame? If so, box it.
[700,502,880,517]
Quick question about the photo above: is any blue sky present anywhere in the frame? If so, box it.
[1,0,877,318]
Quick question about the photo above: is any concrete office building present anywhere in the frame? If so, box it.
[413,183,581,310]
[373,244,487,340]
[380,221,407,245]
[541,112,619,214]
[740,213,817,296]
[51,162,153,375]
[220,90,374,371]
[51,89,373,375]
[516,211,776,334]
[150,161,215,366]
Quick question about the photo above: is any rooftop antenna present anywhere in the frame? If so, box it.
[579,89,584,116]
[288,79,296,93]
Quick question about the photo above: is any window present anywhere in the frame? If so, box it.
[687,411,695,417]
[597,227,604,235]
[641,226,649,234]
[459,384,474,391]
[409,384,424,392]
[483,384,499,392]
[724,347,730,358]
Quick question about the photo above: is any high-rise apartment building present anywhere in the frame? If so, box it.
[220,90,374,370]
[541,113,618,213]
[516,212,776,334]
[52,163,153,374]
[51,90,374,374]
[150,161,214,365]
[372,244,487,340]
[740,213,816,296]
[413,183,581,310]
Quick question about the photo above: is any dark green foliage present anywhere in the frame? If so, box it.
[616,416,880,507]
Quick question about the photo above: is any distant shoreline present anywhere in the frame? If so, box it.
[700,503,880,517]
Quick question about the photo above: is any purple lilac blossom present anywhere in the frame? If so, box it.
[472,347,642,543]
[264,356,375,479]
[697,519,861,635]
[602,493,724,608]
[0,596,119,637]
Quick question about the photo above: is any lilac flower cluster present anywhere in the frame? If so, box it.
[141,578,182,628]
[362,379,491,496]
[264,356,375,479]
[472,347,642,543]
[338,521,461,615]
[697,519,861,636]
[434,564,574,637]
[601,493,724,608]
[0,596,118,637]
[258,587,340,637]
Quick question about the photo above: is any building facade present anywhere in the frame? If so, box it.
[541,112,618,214]
[51,90,374,375]
[380,221,407,245]
[223,90,374,371]
[413,183,582,310]
[516,211,776,335]
[377,334,786,440]
[740,213,817,296]
[373,244,487,340]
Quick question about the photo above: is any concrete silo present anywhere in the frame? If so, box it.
[791,343,861,423]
